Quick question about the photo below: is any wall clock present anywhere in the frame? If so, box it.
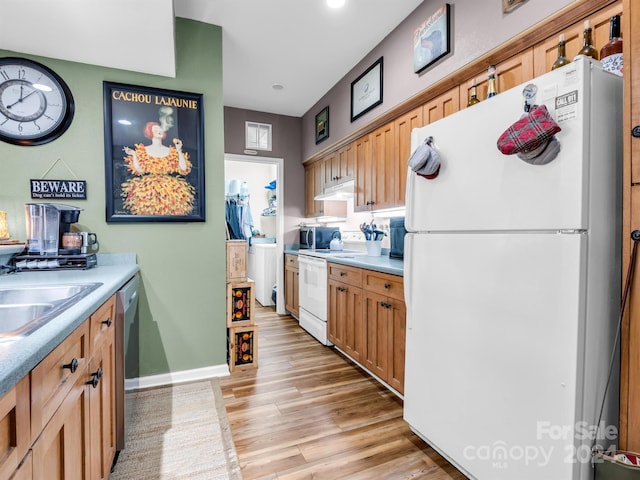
[0,57,75,146]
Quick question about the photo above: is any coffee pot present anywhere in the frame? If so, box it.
[25,203,82,255]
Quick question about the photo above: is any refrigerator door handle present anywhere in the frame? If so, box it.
[403,233,413,330]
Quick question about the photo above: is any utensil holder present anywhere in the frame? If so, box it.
[365,240,382,256]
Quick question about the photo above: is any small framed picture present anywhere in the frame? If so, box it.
[503,0,528,13]
[413,4,451,74]
[351,57,383,122]
[315,106,329,144]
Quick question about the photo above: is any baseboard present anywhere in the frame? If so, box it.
[124,364,230,391]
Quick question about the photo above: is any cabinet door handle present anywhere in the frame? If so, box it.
[337,286,345,292]
[87,375,100,389]
[340,272,346,276]
[102,317,113,327]
[62,358,79,373]
[87,368,103,389]
[384,283,391,289]
[633,126,640,138]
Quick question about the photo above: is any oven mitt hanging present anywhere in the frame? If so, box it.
[497,104,561,156]
[408,137,441,179]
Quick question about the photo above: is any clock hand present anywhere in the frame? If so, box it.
[6,88,39,110]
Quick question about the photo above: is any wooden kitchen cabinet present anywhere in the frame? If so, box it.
[362,271,406,394]
[394,107,423,206]
[0,377,30,480]
[88,296,116,480]
[284,254,299,318]
[28,294,118,480]
[335,142,355,183]
[423,86,460,125]
[354,133,372,211]
[621,0,639,451]
[327,263,406,394]
[328,264,364,362]
[355,123,396,212]
[304,160,325,217]
[32,365,91,480]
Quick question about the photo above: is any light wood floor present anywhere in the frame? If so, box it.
[220,305,467,480]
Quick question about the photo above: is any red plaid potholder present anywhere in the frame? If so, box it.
[497,105,561,155]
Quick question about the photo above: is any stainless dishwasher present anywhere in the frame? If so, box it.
[114,273,139,454]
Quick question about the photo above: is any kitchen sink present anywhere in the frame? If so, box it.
[0,283,103,340]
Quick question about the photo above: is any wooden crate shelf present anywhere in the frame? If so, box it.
[228,325,258,371]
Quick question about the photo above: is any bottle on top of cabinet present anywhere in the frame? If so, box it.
[467,79,480,107]
[551,34,571,70]
[574,20,599,61]
[486,65,497,99]
[600,15,623,76]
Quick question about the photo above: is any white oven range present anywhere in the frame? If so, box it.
[297,248,366,345]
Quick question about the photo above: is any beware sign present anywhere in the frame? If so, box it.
[30,179,87,200]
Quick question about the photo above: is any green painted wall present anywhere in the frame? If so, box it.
[0,19,227,377]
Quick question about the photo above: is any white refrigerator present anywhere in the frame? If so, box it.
[403,58,622,480]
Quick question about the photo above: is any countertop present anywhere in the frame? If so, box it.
[284,248,404,276]
[0,254,139,398]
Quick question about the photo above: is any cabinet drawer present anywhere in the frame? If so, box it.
[89,295,116,354]
[285,254,298,269]
[31,321,89,438]
[328,263,362,287]
[363,271,404,300]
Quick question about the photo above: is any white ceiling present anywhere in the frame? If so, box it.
[1,0,423,117]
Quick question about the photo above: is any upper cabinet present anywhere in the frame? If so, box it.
[354,122,396,212]
[423,86,460,125]
[304,160,324,218]
[394,107,423,208]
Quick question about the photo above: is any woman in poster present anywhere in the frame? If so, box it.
[121,108,195,216]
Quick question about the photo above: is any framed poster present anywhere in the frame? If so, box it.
[413,4,451,74]
[315,106,329,144]
[103,82,205,223]
[350,57,383,122]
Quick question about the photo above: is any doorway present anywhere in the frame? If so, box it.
[224,153,285,315]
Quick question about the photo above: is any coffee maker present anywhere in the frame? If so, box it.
[15,203,97,270]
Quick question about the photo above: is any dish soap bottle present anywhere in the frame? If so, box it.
[574,20,599,60]
[600,15,623,76]
[551,34,571,70]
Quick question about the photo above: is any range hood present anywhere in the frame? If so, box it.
[314,178,354,201]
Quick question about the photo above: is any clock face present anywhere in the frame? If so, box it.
[0,57,75,146]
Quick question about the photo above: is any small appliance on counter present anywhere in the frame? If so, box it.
[12,203,97,271]
[299,225,340,249]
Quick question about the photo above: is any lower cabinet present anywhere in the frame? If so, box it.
[328,263,406,394]
[328,268,364,363]
[284,254,299,318]
[2,294,117,480]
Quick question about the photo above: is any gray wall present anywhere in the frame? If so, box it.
[301,0,575,160]
[224,107,305,244]
[0,18,227,379]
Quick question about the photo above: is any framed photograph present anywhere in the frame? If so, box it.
[315,106,329,144]
[103,82,205,223]
[413,4,451,74]
[350,57,383,122]
[502,0,528,13]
